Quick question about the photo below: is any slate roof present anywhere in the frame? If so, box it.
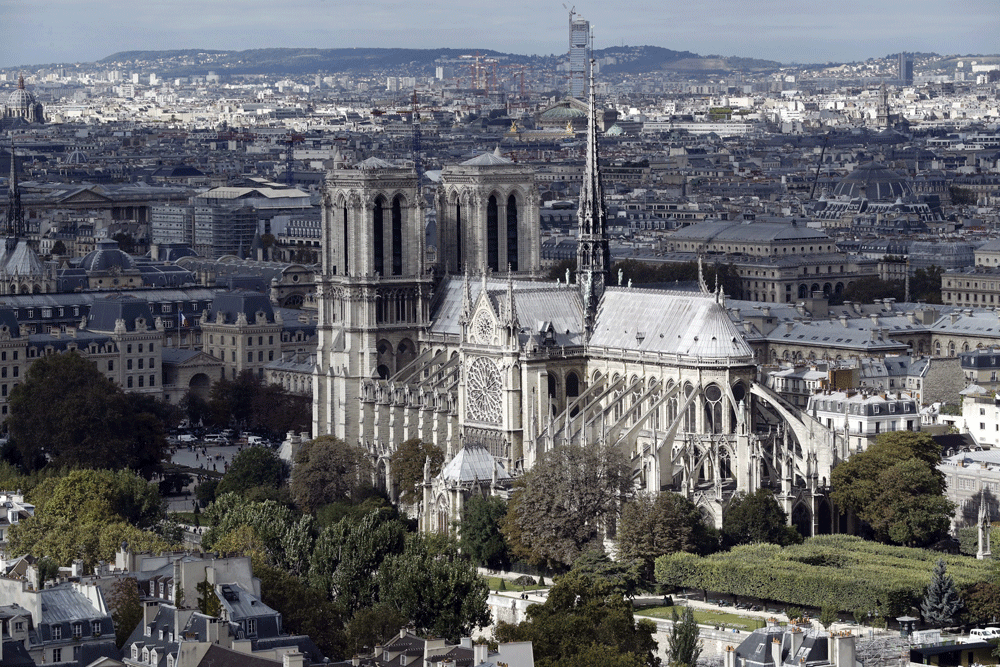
[590,288,754,361]
[669,219,829,244]
[86,295,155,332]
[193,644,282,667]
[207,291,275,325]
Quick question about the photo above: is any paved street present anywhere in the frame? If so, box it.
[161,443,246,513]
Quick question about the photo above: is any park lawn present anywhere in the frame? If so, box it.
[484,576,551,592]
[635,605,766,632]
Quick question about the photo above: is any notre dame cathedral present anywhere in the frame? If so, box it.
[313,64,844,537]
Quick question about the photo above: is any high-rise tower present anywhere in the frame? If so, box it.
[897,53,913,85]
[568,11,590,99]
[576,59,609,333]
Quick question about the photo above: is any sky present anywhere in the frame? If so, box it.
[1,0,997,69]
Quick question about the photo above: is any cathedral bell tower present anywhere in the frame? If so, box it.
[437,149,540,277]
[313,157,432,444]
[576,59,610,334]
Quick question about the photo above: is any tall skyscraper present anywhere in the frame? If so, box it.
[568,11,590,99]
[897,53,913,85]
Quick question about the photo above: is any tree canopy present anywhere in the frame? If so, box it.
[502,443,633,568]
[460,495,510,570]
[9,469,172,566]
[377,535,490,642]
[390,438,443,505]
[216,445,287,498]
[831,431,953,546]
[722,488,802,547]
[618,493,716,582]
[8,351,169,476]
[207,370,310,436]
[291,436,371,513]
[495,568,660,667]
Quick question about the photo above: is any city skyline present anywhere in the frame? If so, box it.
[3,0,998,70]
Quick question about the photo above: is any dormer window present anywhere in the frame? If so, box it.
[143,647,150,663]
[92,620,101,635]
[51,625,62,640]
[72,622,82,638]
[132,645,139,660]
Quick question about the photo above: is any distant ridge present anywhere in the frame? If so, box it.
[95,46,783,77]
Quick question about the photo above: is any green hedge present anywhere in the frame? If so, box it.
[654,535,992,618]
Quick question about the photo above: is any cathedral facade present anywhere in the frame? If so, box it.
[313,65,845,537]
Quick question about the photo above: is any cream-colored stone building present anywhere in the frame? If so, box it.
[314,69,847,538]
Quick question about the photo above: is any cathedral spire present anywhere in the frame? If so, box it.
[576,58,610,334]
[7,134,24,239]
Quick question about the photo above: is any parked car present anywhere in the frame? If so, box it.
[203,434,228,444]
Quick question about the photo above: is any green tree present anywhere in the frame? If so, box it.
[252,382,311,437]
[819,606,838,630]
[180,389,210,426]
[569,550,645,599]
[345,603,410,657]
[961,580,1000,627]
[920,559,962,628]
[377,534,490,642]
[495,569,660,667]
[216,446,286,498]
[197,577,222,616]
[202,494,300,570]
[255,563,347,659]
[460,495,510,569]
[290,436,370,513]
[109,577,142,648]
[831,431,953,546]
[8,351,169,476]
[308,509,408,613]
[502,443,633,568]
[618,493,716,582]
[9,469,171,567]
[208,370,262,428]
[666,606,701,667]
[723,489,802,547]
[390,438,444,505]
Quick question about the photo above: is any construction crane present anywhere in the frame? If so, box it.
[276,133,305,187]
[810,133,830,200]
[501,64,531,98]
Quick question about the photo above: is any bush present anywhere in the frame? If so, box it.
[654,535,992,618]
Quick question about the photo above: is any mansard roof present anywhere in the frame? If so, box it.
[670,219,829,244]
[86,295,155,333]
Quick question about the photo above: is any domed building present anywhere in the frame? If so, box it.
[77,239,143,289]
[832,162,913,201]
[3,76,44,125]
[534,97,617,132]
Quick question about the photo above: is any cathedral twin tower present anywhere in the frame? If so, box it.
[313,150,541,444]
